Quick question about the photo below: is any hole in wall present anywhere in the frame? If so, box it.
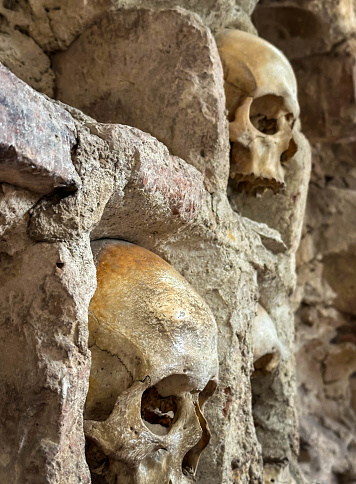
[298,444,311,463]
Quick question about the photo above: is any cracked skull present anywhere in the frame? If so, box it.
[216,29,300,195]
[84,240,218,484]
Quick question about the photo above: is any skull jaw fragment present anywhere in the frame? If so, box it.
[84,240,219,484]
[216,29,300,196]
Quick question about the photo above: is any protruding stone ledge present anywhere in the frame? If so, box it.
[0,64,80,195]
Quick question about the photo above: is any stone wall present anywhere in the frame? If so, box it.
[0,2,314,483]
[253,1,356,483]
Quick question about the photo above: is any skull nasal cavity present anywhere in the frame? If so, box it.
[141,386,178,435]
[249,95,286,135]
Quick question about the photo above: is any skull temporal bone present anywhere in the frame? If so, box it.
[84,240,218,484]
[216,29,300,195]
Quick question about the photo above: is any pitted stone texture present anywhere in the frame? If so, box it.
[89,124,205,241]
[159,233,265,484]
[0,237,94,484]
[0,64,80,194]
[53,8,229,192]
[0,183,39,238]
[123,0,259,33]
[0,0,257,54]
[251,9,356,481]
[0,0,112,52]
[229,126,311,483]
[0,30,54,96]
[30,120,205,243]
[0,183,40,255]
[296,311,356,483]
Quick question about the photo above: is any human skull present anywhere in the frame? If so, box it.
[252,304,283,376]
[84,240,218,484]
[215,29,300,196]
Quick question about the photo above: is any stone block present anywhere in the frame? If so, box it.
[0,0,257,53]
[0,64,80,194]
[0,238,94,484]
[53,8,229,192]
[0,0,112,52]
[0,29,54,96]
[0,183,39,239]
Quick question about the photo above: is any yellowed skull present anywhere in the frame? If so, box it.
[216,29,299,195]
[84,240,218,484]
[251,304,284,377]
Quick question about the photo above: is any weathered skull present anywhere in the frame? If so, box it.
[252,304,283,376]
[216,29,300,195]
[84,240,218,484]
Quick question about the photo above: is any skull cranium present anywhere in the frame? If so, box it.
[216,29,299,196]
[84,240,218,484]
[251,304,284,377]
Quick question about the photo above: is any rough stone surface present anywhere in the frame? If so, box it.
[124,0,259,32]
[295,144,356,483]
[254,2,356,483]
[0,71,266,483]
[0,0,112,52]
[0,5,312,484]
[0,0,257,55]
[0,29,54,96]
[0,64,80,194]
[53,8,229,193]
[230,129,311,484]
[0,0,258,106]
[0,236,95,484]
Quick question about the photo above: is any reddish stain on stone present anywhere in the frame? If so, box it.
[135,154,203,221]
[0,64,79,194]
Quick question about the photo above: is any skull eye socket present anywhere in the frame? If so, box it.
[141,386,178,435]
[250,115,278,135]
[249,94,287,135]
